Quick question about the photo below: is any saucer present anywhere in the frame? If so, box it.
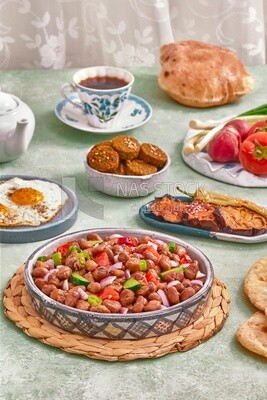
[55,93,152,134]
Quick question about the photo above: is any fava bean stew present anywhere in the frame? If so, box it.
[31,233,207,314]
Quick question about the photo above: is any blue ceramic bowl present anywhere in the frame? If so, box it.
[24,228,214,340]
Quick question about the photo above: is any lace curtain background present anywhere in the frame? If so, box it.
[0,0,266,69]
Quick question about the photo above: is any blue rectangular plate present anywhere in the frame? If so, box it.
[139,196,267,244]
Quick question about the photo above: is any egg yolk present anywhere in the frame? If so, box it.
[9,187,44,206]
[0,203,9,214]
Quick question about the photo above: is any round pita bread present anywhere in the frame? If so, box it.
[158,40,255,108]
[236,311,267,358]
[244,256,267,312]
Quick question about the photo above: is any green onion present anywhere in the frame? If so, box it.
[238,103,267,117]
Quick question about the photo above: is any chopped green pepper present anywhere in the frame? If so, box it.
[77,251,90,268]
[67,245,81,254]
[87,294,102,305]
[37,256,47,262]
[123,277,141,291]
[87,240,103,245]
[139,259,148,271]
[71,272,90,286]
[52,251,62,266]
[168,241,176,253]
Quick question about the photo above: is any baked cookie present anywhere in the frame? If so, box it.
[111,135,140,160]
[87,145,119,173]
[158,40,255,108]
[125,159,157,176]
[236,311,267,358]
[139,143,168,169]
[244,256,267,312]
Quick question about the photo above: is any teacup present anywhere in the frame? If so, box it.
[61,66,135,129]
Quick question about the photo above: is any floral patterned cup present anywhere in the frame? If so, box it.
[61,66,134,129]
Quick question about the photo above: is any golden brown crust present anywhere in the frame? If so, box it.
[158,40,255,108]
[243,256,267,312]
[111,135,140,160]
[139,143,168,169]
[236,312,267,358]
[87,145,119,173]
[125,159,157,176]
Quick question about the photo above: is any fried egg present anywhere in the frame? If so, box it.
[0,177,68,227]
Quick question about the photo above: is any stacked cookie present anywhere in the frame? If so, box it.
[87,135,168,176]
[236,256,267,358]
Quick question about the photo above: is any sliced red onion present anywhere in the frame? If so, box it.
[113,254,119,263]
[160,305,168,310]
[62,279,69,291]
[109,234,123,239]
[157,289,170,307]
[119,307,128,314]
[196,271,206,279]
[180,263,190,268]
[43,269,56,282]
[45,259,55,269]
[191,279,204,286]
[166,280,180,288]
[100,275,116,288]
[108,262,123,271]
[77,287,89,300]
[154,239,166,245]
[169,260,178,267]
[125,269,131,279]
[147,241,158,251]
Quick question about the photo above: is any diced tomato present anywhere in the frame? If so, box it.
[99,287,120,301]
[95,251,111,267]
[117,236,138,247]
[146,270,159,285]
[247,119,267,137]
[142,246,160,261]
[56,241,74,255]
[179,253,192,264]
[239,131,267,175]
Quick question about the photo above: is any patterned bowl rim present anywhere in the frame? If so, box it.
[24,228,214,321]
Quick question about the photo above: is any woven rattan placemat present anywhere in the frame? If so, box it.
[3,265,230,361]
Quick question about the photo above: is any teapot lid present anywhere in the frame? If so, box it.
[0,92,19,114]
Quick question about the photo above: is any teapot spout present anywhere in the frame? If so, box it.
[6,118,30,159]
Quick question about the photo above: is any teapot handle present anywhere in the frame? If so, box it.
[61,83,83,110]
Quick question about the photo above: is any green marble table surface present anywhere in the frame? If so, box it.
[0,67,266,400]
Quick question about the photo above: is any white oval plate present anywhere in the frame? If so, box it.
[55,93,152,134]
[182,120,267,188]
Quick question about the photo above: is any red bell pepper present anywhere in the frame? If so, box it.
[99,287,120,301]
[56,241,74,255]
[117,236,138,247]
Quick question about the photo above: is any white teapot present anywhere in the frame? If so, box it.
[0,92,35,163]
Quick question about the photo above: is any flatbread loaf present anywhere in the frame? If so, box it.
[158,40,255,108]
[236,311,267,358]
[243,256,267,312]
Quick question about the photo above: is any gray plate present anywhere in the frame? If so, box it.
[0,175,78,243]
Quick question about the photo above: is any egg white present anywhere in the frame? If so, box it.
[0,177,68,227]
